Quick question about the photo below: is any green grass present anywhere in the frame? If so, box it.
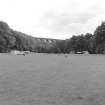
[0,54,105,105]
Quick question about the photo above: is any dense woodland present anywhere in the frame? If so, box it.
[0,21,105,54]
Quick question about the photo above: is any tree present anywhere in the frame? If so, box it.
[93,22,105,53]
[84,33,94,54]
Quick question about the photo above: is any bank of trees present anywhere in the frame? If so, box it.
[53,22,105,54]
[52,33,93,54]
[0,21,55,53]
[0,21,105,54]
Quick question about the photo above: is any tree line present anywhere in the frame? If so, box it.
[0,21,105,54]
[0,21,56,53]
[52,22,105,54]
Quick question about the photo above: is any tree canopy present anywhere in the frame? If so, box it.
[0,21,105,54]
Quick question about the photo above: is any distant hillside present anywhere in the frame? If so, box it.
[0,21,62,53]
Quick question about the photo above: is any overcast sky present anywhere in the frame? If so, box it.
[0,0,105,39]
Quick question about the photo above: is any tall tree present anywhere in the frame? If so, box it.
[93,22,105,53]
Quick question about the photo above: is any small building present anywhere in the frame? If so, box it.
[11,50,21,55]
[23,51,30,54]
[69,51,75,54]
[11,50,25,55]
[75,52,84,54]
[75,51,89,54]
[83,51,89,54]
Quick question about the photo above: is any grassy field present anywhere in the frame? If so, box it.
[0,54,105,105]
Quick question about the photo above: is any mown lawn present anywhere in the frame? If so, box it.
[0,54,105,105]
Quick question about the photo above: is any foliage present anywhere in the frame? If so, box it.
[0,21,57,53]
[0,21,105,54]
[93,22,105,54]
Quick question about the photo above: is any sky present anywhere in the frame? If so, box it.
[0,0,105,39]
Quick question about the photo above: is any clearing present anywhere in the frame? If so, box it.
[0,54,105,105]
